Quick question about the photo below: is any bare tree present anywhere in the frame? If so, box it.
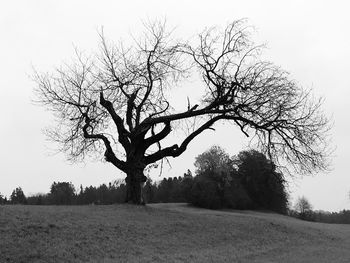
[294,196,313,218]
[34,20,331,204]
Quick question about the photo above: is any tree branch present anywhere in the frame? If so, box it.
[143,121,172,149]
[145,116,222,164]
[82,112,126,170]
[126,91,137,131]
[99,91,131,152]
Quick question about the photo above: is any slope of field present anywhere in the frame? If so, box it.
[0,203,349,262]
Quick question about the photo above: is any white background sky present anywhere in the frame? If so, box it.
[1,0,349,211]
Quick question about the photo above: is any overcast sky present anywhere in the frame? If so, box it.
[1,0,349,211]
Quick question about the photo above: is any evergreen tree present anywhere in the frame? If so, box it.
[10,187,27,204]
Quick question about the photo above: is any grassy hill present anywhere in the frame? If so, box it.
[1,203,349,262]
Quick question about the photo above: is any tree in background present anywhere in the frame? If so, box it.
[155,178,173,203]
[194,145,233,175]
[191,146,252,209]
[0,193,5,204]
[34,19,331,204]
[49,182,76,205]
[294,196,313,219]
[236,150,288,213]
[190,146,288,212]
[26,194,47,205]
[143,178,157,203]
[10,187,27,204]
[180,170,194,202]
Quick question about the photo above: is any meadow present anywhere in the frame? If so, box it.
[1,203,349,262]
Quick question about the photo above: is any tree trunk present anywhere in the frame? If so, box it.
[125,168,147,205]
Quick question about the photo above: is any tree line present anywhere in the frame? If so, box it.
[2,146,349,223]
[1,147,288,213]
[290,196,350,224]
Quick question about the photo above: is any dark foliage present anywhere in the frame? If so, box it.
[190,146,237,209]
[23,177,192,206]
[288,196,350,224]
[25,181,128,205]
[189,146,288,213]
[0,193,7,205]
[27,194,48,205]
[312,210,350,224]
[76,181,127,205]
[236,150,289,213]
[10,187,27,204]
[289,208,350,224]
[144,173,194,204]
[189,169,252,210]
[49,182,76,205]
[26,147,288,212]
[190,175,222,209]
[11,147,288,214]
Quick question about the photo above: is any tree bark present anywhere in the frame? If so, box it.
[124,168,147,205]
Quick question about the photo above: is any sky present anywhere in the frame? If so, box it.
[0,0,349,211]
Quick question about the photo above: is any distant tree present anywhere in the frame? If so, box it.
[236,150,288,213]
[294,196,313,219]
[143,178,157,203]
[0,193,4,205]
[26,194,48,205]
[195,145,233,175]
[180,170,194,202]
[34,19,331,204]
[155,178,172,203]
[191,146,251,209]
[106,179,127,203]
[50,182,76,205]
[190,174,223,209]
[81,186,98,204]
[96,184,109,204]
[169,177,183,202]
[10,187,27,204]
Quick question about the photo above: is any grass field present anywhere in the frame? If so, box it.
[1,203,349,262]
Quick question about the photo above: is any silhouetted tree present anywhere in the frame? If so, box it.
[49,182,76,205]
[294,196,313,219]
[27,194,49,205]
[34,19,331,204]
[180,170,194,202]
[195,145,233,175]
[96,184,109,204]
[191,174,223,209]
[81,186,98,204]
[10,187,27,204]
[191,146,251,209]
[0,193,5,205]
[143,178,157,203]
[155,178,172,203]
[236,150,288,213]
